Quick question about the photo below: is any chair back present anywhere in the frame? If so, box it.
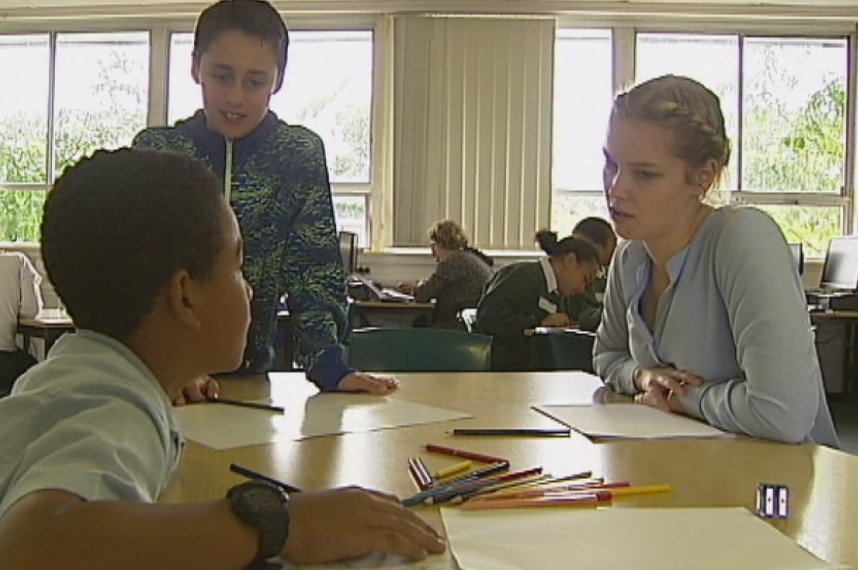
[533,329,596,373]
[347,327,492,372]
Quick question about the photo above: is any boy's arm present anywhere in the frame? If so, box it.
[573,287,603,332]
[282,134,353,392]
[0,486,444,570]
[17,255,43,320]
[476,268,543,339]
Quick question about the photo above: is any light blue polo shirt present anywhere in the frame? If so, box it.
[0,330,183,517]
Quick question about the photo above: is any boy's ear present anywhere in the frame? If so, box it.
[167,270,204,330]
[191,54,202,85]
[272,72,284,95]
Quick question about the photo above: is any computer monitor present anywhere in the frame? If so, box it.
[820,236,858,290]
[788,243,804,276]
[338,231,358,275]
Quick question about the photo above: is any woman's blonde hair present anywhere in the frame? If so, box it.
[428,220,468,250]
[611,75,732,192]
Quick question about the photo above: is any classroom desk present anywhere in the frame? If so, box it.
[160,371,858,569]
[16,310,75,356]
[811,310,858,393]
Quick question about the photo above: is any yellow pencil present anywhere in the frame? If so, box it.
[606,484,672,498]
[434,460,473,480]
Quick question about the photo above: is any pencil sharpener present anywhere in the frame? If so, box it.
[756,483,789,519]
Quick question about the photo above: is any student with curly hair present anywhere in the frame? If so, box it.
[0,149,445,569]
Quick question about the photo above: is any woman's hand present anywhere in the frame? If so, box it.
[633,367,703,414]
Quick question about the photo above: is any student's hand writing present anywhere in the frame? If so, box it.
[633,367,702,414]
[173,375,219,406]
[540,313,571,328]
[396,282,417,295]
[281,487,446,565]
[337,372,399,395]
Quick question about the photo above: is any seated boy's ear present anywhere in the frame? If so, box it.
[272,73,284,95]
[168,270,204,330]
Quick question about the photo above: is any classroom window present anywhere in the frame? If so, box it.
[551,28,612,234]
[636,32,849,257]
[0,31,149,242]
[168,30,372,243]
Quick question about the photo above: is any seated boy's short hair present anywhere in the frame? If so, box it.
[41,148,226,339]
[572,217,615,247]
[194,0,290,79]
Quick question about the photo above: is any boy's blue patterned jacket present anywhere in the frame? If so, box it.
[133,110,353,391]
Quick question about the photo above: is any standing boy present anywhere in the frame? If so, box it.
[134,0,393,394]
[0,149,444,570]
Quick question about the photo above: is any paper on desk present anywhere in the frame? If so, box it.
[534,403,731,439]
[442,507,841,570]
[174,394,470,450]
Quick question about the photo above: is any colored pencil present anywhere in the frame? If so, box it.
[451,428,570,437]
[424,444,508,464]
[229,463,302,493]
[461,493,600,511]
[407,457,434,491]
[208,396,285,413]
[434,460,473,480]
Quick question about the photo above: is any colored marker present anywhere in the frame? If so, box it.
[434,460,473,480]
[407,457,433,491]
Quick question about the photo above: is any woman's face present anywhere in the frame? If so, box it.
[603,119,707,243]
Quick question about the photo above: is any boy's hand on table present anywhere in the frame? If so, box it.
[173,375,220,406]
[337,372,399,395]
[281,487,446,565]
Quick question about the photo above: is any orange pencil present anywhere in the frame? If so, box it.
[461,493,600,511]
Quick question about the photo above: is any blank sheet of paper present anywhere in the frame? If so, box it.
[534,403,730,439]
[442,507,840,570]
[175,394,470,450]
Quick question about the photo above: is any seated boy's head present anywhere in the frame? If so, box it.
[41,148,251,376]
[191,0,289,139]
[572,217,617,267]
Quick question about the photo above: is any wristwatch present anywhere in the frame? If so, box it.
[227,481,291,569]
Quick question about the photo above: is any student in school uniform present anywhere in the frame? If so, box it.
[594,74,839,447]
[0,149,445,570]
[396,220,494,329]
[476,231,600,371]
[564,217,617,331]
[133,0,395,396]
[0,252,44,394]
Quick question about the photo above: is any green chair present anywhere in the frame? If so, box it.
[347,327,492,372]
[532,329,596,373]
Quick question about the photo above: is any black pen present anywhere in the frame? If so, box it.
[229,463,303,493]
[451,428,571,437]
[207,396,285,413]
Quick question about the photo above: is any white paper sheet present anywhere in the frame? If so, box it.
[174,394,470,450]
[441,507,841,570]
[534,403,730,439]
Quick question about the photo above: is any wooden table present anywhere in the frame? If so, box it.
[16,311,75,355]
[160,371,858,569]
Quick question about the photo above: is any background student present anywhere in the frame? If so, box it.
[0,149,445,570]
[593,74,838,447]
[476,230,600,370]
[564,217,617,331]
[133,0,394,395]
[0,252,43,394]
[396,220,494,329]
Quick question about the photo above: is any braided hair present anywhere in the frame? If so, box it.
[611,75,731,191]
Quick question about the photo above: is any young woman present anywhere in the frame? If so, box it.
[594,74,838,447]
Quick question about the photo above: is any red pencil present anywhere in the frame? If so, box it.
[425,443,507,464]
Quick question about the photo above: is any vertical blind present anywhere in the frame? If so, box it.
[392,15,556,249]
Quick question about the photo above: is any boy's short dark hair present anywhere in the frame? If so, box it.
[193,0,290,82]
[572,217,615,247]
[41,148,226,339]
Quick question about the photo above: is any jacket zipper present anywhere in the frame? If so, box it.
[224,139,234,203]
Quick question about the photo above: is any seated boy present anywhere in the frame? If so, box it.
[0,251,44,393]
[0,149,444,570]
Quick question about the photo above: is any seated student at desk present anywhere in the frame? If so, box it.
[476,231,600,370]
[565,217,617,331]
[0,251,44,394]
[594,74,838,447]
[396,220,494,329]
[0,150,444,569]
